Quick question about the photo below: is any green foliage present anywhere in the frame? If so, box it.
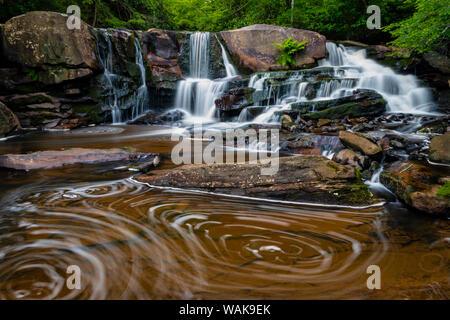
[437,182,450,199]
[384,0,450,54]
[272,38,307,67]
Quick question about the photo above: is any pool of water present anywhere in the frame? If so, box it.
[0,125,448,299]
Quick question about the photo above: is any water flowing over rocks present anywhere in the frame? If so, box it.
[0,148,158,170]
[220,24,327,72]
[136,155,375,206]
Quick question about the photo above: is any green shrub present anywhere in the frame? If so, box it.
[272,38,308,67]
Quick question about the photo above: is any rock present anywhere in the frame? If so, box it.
[215,87,255,117]
[2,11,99,69]
[143,29,183,88]
[136,155,374,205]
[0,101,21,136]
[339,131,382,156]
[380,161,450,216]
[429,133,450,164]
[423,52,450,74]
[317,119,331,127]
[281,114,293,130]
[332,148,369,170]
[220,24,326,72]
[37,67,93,85]
[0,148,158,170]
[298,89,386,120]
[0,92,59,108]
[283,134,344,156]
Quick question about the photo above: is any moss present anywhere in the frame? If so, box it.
[437,182,450,199]
[326,161,339,172]
[72,104,102,123]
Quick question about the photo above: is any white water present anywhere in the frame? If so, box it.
[174,32,239,122]
[218,38,238,78]
[319,42,436,114]
[97,30,149,124]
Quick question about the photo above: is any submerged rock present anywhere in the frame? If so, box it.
[429,133,450,164]
[220,24,326,72]
[380,161,450,216]
[136,155,375,206]
[0,148,157,170]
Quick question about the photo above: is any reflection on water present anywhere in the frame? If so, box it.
[0,126,448,299]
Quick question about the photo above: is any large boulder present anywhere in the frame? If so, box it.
[380,161,450,216]
[136,155,375,206]
[0,101,21,136]
[429,133,450,164]
[2,11,99,70]
[143,28,183,88]
[220,24,326,72]
[0,148,157,170]
[339,131,382,156]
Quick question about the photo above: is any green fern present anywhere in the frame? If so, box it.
[272,38,308,67]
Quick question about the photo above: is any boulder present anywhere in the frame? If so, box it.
[0,101,21,136]
[136,155,375,206]
[380,161,450,216]
[220,24,326,72]
[0,148,158,170]
[283,134,344,156]
[143,29,183,88]
[423,51,450,74]
[429,133,450,164]
[2,11,99,70]
[332,148,369,171]
[339,131,382,156]
[297,89,386,120]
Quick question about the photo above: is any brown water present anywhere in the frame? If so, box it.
[0,126,448,300]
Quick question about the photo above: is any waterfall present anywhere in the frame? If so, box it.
[320,42,436,114]
[131,38,150,121]
[174,32,239,121]
[97,30,150,124]
[218,38,237,78]
[190,32,210,78]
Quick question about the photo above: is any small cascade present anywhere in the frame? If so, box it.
[131,37,150,121]
[174,32,239,121]
[218,38,237,78]
[96,29,149,124]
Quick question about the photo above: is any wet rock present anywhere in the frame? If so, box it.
[380,161,450,216]
[220,24,326,72]
[339,131,382,156]
[429,133,450,164]
[0,101,21,136]
[423,52,450,74]
[0,148,158,170]
[317,119,331,127]
[282,134,344,156]
[332,149,369,171]
[136,155,375,206]
[143,28,183,89]
[2,11,99,70]
[215,87,255,117]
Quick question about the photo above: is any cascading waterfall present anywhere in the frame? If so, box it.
[174,32,238,120]
[238,41,437,123]
[320,42,436,114]
[97,30,149,124]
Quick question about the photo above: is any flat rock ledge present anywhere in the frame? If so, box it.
[136,155,375,206]
[0,148,157,170]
